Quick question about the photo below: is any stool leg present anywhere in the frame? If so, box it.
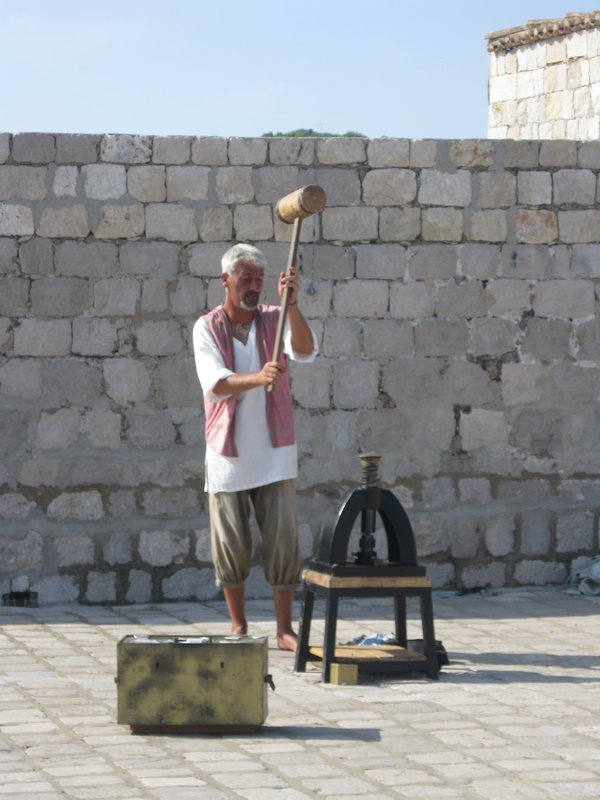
[295,589,314,672]
[322,592,339,683]
[420,591,439,679]
[394,594,407,647]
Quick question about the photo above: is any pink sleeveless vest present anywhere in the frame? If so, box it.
[202,305,296,457]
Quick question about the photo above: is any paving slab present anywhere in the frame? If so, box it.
[0,588,599,799]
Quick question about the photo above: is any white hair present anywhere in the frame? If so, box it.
[221,244,267,276]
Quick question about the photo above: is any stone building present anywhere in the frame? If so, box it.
[487,11,600,139]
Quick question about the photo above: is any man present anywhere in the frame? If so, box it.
[192,243,318,652]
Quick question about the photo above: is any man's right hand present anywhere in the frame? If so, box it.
[259,361,284,387]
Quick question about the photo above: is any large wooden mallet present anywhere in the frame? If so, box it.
[268,185,326,389]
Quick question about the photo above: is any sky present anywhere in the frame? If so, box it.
[2,0,600,140]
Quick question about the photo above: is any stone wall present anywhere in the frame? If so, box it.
[1,132,599,605]
[488,14,600,140]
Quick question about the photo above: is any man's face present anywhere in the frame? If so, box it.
[223,260,264,311]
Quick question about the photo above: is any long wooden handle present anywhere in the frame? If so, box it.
[267,217,302,392]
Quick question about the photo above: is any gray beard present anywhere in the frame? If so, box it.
[241,299,258,311]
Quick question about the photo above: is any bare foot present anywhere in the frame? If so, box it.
[277,631,297,653]
[231,623,247,635]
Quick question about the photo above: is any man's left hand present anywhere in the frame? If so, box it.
[278,266,299,306]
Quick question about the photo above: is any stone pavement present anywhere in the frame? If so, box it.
[0,587,599,800]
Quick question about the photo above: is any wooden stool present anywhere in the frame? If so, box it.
[294,568,439,683]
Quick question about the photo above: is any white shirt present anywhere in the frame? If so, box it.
[193,313,318,493]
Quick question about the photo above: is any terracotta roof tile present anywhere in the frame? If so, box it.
[486,11,600,52]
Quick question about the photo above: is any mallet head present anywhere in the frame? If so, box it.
[276,184,327,224]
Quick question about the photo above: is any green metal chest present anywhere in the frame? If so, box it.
[116,634,270,733]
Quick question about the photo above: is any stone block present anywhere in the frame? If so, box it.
[515,209,557,244]
[409,245,458,279]
[576,318,600,360]
[571,244,600,279]
[86,572,116,603]
[556,511,594,553]
[459,478,492,504]
[332,359,379,409]
[389,281,434,320]
[0,133,9,163]
[267,137,315,165]
[47,490,103,520]
[108,491,136,520]
[578,141,600,168]
[501,362,542,406]
[126,411,176,449]
[424,562,456,589]
[553,169,596,206]
[321,207,376,242]
[533,279,594,320]
[478,172,516,208]
[142,488,198,517]
[522,317,571,362]
[96,203,145,239]
[163,567,216,601]
[83,164,126,199]
[451,518,481,558]
[104,358,151,405]
[55,240,118,277]
[362,168,416,206]
[422,208,463,242]
[0,276,28,315]
[233,205,273,240]
[18,457,61,487]
[0,236,17,271]
[127,165,166,202]
[215,167,254,203]
[484,279,531,317]
[539,140,577,167]
[459,244,501,279]
[559,210,600,244]
[101,134,151,164]
[435,280,486,319]
[126,570,152,603]
[379,207,421,242]
[517,171,552,205]
[14,319,71,356]
[72,317,118,356]
[419,169,472,206]
[410,140,438,167]
[485,516,514,556]
[152,136,191,164]
[44,359,102,407]
[367,138,409,167]
[503,140,539,168]
[470,210,507,242]
[56,134,99,164]
[156,358,202,408]
[94,278,139,316]
[412,516,453,557]
[422,476,455,509]
[0,204,34,236]
[363,319,413,359]
[355,244,408,279]
[136,320,183,355]
[460,408,509,452]
[84,410,121,449]
[289,358,330,409]
[138,530,189,566]
[414,319,468,356]
[332,279,387,317]
[306,167,361,206]
[449,140,495,167]
[142,278,168,313]
[0,531,43,572]
[442,359,495,405]
[0,318,9,352]
[323,318,361,356]
[191,136,228,165]
[461,562,506,589]
[38,205,89,238]
[145,203,197,242]
[170,277,206,317]
[382,357,441,406]
[53,165,78,197]
[520,510,552,555]
[12,133,55,163]
[120,240,179,277]
[468,317,518,356]
[317,137,366,164]
[0,359,42,399]
[0,493,35,518]
[0,166,47,199]
[228,137,267,165]
[34,408,81,449]
[31,277,89,317]
[253,165,299,204]
[35,575,79,605]
[199,207,232,242]
[513,560,567,585]
[166,166,210,201]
